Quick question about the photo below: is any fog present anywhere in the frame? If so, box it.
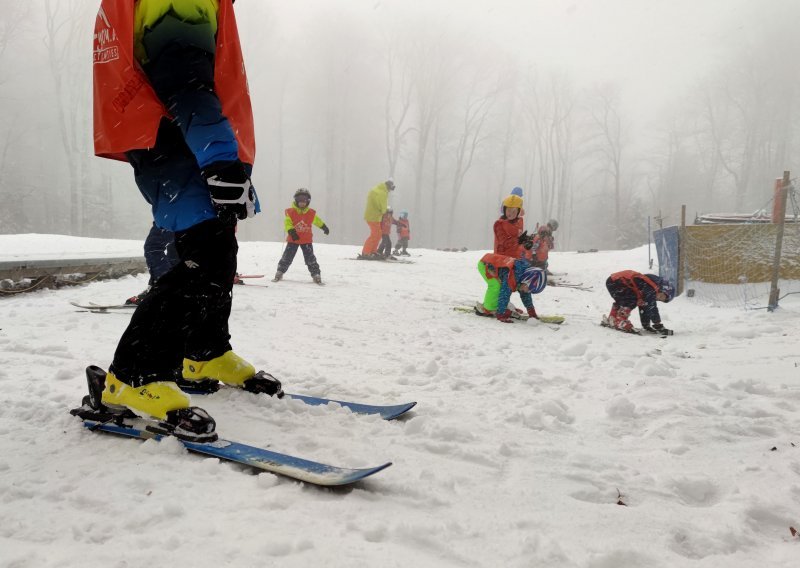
[1,0,799,250]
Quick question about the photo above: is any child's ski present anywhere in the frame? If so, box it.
[547,281,593,291]
[600,316,670,337]
[600,316,640,334]
[70,301,136,312]
[352,255,414,264]
[233,274,268,286]
[452,305,565,324]
[73,415,391,486]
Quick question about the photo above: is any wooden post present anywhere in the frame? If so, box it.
[768,171,790,311]
[772,178,784,222]
[677,205,686,295]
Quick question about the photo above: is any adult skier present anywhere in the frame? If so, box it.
[86,0,280,440]
[361,179,394,259]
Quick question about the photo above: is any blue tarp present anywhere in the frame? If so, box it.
[653,226,679,291]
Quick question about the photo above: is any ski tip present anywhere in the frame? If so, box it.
[340,461,393,485]
[310,461,393,486]
[384,401,417,420]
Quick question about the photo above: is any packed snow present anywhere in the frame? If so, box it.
[1,235,799,567]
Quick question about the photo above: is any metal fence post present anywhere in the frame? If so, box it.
[678,205,686,296]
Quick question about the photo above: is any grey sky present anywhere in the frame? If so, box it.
[242,0,768,120]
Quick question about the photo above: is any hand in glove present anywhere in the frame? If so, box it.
[653,323,673,336]
[203,160,256,224]
[321,224,330,235]
[288,229,300,242]
[517,230,530,245]
[644,323,673,335]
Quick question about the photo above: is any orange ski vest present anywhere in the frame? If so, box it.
[481,253,520,291]
[93,0,255,164]
[285,207,317,244]
[396,218,410,238]
[609,270,659,304]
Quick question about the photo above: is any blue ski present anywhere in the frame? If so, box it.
[284,394,416,421]
[180,385,417,421]
[80,419,392,486]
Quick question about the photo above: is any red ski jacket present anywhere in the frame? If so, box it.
[396,218,410,238]
[609,270,659,305]
[380,213,396,235]
[493,217,523,258]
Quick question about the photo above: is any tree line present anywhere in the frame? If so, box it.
[1,1,798,251]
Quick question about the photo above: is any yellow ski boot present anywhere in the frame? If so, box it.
[102,370,190,420]
[182,351,283,397]
[71,366,217,442]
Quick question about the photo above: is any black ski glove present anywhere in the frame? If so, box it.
[202,160,256,224]
[517,230,529,245]
[321,224,330,235]
[653,323,673,336]
[644,323,673,335]
[288,229,300,242]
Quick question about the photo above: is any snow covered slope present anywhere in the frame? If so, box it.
[1,237,799,567]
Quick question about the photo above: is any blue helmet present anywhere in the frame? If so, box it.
[660,281,676,302]
[650,275,675,302]
[519,266,547,294]
[399,210,408,218]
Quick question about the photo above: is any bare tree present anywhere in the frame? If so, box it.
[444,72,502,245]
[0,3,28,72]
[383,43,414,178]
[536,73,575,224]
[515,71,578,245]
[495,85,518,203]
[408,31,457,245]
[694,20,800,212]
[44,0,93,236]
[0,4,32,233]
[586,84,627,246]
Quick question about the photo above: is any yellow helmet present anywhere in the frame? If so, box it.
[502,195,523,209]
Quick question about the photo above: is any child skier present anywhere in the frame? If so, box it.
[476,253,547,322]
[393,211,411,256]
[273,188,329,284]
[377,207,396,258]
[530,219,558,271]
[494,195,527,257]
[498,186,525,217]
[604,270,675,333]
